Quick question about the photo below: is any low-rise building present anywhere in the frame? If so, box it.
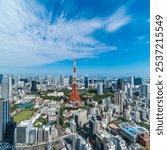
[119,122,149,143]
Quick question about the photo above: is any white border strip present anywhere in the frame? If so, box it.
[150,0,167,149]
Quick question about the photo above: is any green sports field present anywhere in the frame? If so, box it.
[13,110,34,124]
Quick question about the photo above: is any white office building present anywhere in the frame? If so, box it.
[16,120,33,144]
[73,109,88,127]
[0,75,12,100]
[97,82,103,95]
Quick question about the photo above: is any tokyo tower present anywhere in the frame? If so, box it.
[68,52,82,106]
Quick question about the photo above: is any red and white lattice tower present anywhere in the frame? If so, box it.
[68,52,82,106]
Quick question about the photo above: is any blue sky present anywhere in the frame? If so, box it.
[0,0,150,77]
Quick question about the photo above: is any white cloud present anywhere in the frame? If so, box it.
[105,6,131,32]
[0,0,131,67]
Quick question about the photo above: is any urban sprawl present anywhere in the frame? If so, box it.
[0,73,150,150]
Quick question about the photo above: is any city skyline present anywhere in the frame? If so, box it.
[0,0,150,77]
[0,73,150,149]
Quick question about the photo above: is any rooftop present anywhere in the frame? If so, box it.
[97,129,111,139]
[119,122,149,137]
[73,108,87,115]
[17,120,32,127]
[109,123,119,129]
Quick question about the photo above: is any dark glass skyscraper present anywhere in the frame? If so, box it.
[84,75,89,89]
[117,79,125,91]
[4,121,16,146]
[0,99,10,142]
[0,74,3,84]
[69,75,73,86]
[134,77,143,85]
[31,81,37,92]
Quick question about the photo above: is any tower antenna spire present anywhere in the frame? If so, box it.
[74,50,76,61]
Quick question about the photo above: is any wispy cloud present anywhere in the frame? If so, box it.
[105,6,131,32]
[0,0,131,67]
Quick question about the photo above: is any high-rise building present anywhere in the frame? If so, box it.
[102,97,112,110]
[103,140,115,150]
[97,82,103,95]
[60,75,64,85]
[37,128,43,143]
[16,120,33,144]
[84,75,89,89]
[20,78,28,84]
[134,77,143,85]
[8,75,12,99]
[124,109,130,120]
[47,75,52,85]
[140,84,150,99]
[63,77,69,86]
[50,126,58,141]
[134,111,140,122]
[12,78,15,85]
[0,86,2,99]
[31,81,37,92]
[95,130,115,150]
[69,75,73,86]
[89,115,100,139]
[0,99,10,142]
[73,109,87,127]
[127,87,133,98]
[0,74,3,84]
[3,121,16,146]
[113,135,128,150]
[73,134,92,150]
[140,109,147,121]
[29,128,37,144]
[69,119,76,133]
[68,53,82,106]
[43,126,50,142]
[0,75,12,99]
[80,76,84,85]
[114,91,125,115]
[127,77,134,86]
[117,79,125,91]
[17,76,20,85]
